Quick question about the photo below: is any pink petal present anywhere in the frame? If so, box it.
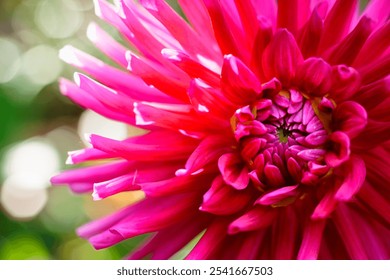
[162,49,220,87]
[270,207,298,259]
[318,0,358,53]
[185,220,229,260]
[202,0,240,56]
[308,162,330,176]
[218,153,250,190]
[250,18,273,79]
[297,220,326,259]
[353,21,390,67]
[141,174,210,197]
[263,164,287,188]
[221,54,261,105]
[228,207,276,234]
[298,7,323,58]
[333,204,369,259]
[201,176,253,215]
[140,0,218,61]
[305,130,328,146]
[88,131,198,161]
[332,101,367,139]
[295,58,332,96]
[127,52,190,102]
[287,157,302,182]
[354,76,390,121]
[93,174,141,200]
[87,22,128,67]
[59,81,134,125]
[297,148,326,161]
[59,46,170,103]
[325,131,351,167]
[119,1,167,59]
[277,0,310,35]
[128,214,210,260]
[51,160,133,192]
[262,29,303,86]
[66,148,112,165]
[358,53,390,85]
[301,99,315,125]
[252,0,277,27]
[334,156,366,201]
[236,230,267,260]
[325,17,374,65]
[177,0,219,55]
[234,0,260,40]
[105,193,201,245]
[74,73,134,116]
[188,79,236,118]
[330,65,361,102]
[94,0,135,43]
[359,0,390,31]
[218,1,249,62]
[134,101,223,134]
[240,138,265,161]
[311,180,339,219]
[358,182,390,226]
[306,117,324,133]
[256,185,298,205]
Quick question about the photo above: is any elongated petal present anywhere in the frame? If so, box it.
[335,156,366,201]
[329,65,361,102]
[325,131,351,167]
[333,204,368,259]
[298,7,323,58]
[297,219,326,260]
[185,220,229,259]
[88,133,197,161]
[295,58,332,96]
[51,160,133,192]
[319,0,358,52]
[218,153,250,190]
[332,101,367,139]
[256,185,298,206]
[128,214,210,260]
[221,55,262,105]
[200,176,253,215]
[325,17,374,65]
[228,207,276,234]
[262,29,303,86]
[140,0,218,61]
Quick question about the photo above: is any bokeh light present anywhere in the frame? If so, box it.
[0,234,50,260]
[35,0,83,39]
[3,138,60,183]
[20,45,63,86]
[1,175,48,219]
[78,110,129,147]
[0,37,21,83]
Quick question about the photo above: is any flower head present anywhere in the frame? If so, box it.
[52,0,390,259]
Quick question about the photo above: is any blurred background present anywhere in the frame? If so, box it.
[0,0,169,260]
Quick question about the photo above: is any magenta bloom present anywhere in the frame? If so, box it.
[52,0,390,259]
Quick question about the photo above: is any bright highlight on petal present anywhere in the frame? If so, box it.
[52,0,390,260]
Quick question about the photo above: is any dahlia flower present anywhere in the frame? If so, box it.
[52,0,390,259]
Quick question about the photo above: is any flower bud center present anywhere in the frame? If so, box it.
[232,89,334,190]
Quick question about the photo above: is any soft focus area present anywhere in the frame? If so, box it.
[0,0,170,260]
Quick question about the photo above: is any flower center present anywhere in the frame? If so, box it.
[277,127,290,143]
[232,89,333,191]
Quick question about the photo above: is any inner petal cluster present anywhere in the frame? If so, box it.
[230,87,335,204]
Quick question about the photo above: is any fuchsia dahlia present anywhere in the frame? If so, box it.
[51,0,390,259]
